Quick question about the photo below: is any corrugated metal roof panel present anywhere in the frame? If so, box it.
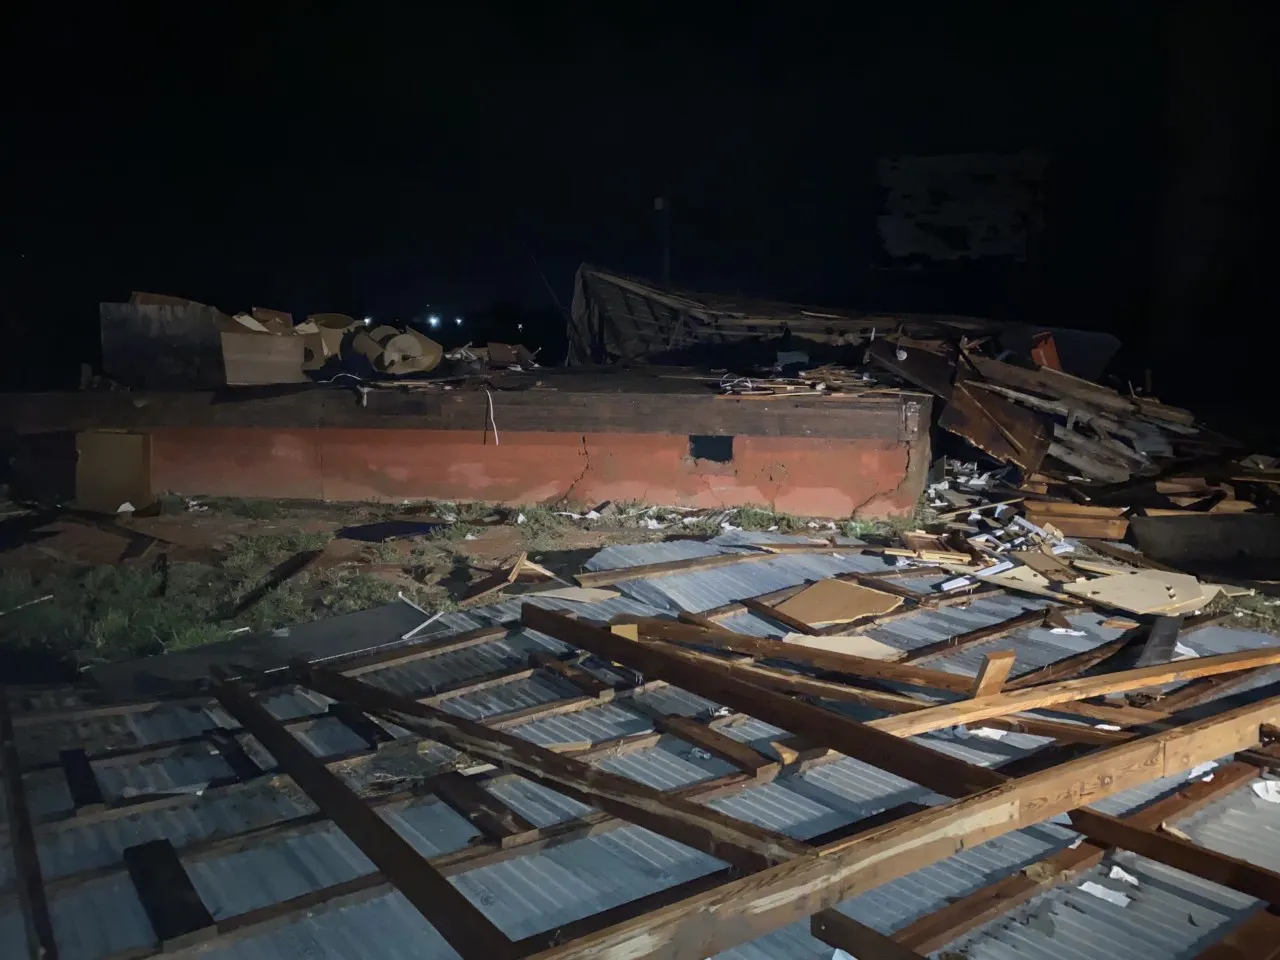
[484,777,595,827]
[594,742,736,790]
[196,890,461,960]
[93,746,235,801]
[439,674,583,722]
[508,701,653,748]
[1175,776,1280,870]
[49,872,154,960]
[945,850,1258,960]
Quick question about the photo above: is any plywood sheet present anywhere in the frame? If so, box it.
[532,586,620,603]
[774,579,903,626]
[1064,569,1216,616]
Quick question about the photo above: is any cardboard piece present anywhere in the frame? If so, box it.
[774,579,903,626]
[76,432,153,514]
[220,332,307,385]
[1064,569,1217,616]
[781,633,905,661]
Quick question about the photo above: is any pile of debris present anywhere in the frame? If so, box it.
[98,292,539,389]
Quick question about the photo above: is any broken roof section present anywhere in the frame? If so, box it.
[567,264,1120,376]
[5,531,1280,960]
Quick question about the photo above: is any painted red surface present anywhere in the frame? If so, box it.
[148,427,925,518]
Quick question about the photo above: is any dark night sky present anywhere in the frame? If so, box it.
[2,2,1273,391]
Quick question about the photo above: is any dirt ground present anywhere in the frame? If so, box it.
[0,495,748,680]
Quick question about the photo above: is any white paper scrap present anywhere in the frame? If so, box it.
[1079,881,1131,907]
[1187,761,1218,782]
[941,576,975,592]
[971,727,1008,741]
[1109,865,1140,887]
[1095,724,1122,731]
[1252,781,1280,803]
[1068,837,1084,849]
[1173,641,1200,660]
[516,513,527,525]
[1051,628,1089,636]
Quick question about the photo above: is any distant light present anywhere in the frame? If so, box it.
[454,316,463,326]
[517,323,524,331]
[363,316,372,325]
[427,314,440,328]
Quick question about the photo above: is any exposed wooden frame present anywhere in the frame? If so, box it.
[870,646,1280,737]
[0,691,59,960]
[887,756,1262,953]
[971,651,1017,697]
[522,605,1007,796]
[574,550,783,587]
[300,665,815,871]
[528,693,1280,960]
[212,675,519,960]
[812,909,926,959]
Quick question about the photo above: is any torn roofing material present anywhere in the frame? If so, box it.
[3,534,1280,960]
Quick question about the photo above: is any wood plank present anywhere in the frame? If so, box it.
[972,652,1017,697]
[903,608,1047,664]
[531,652,612,696]
[122,839,215,949]
[212,676,519,960]
[811,909,924,960]
[619,615,977,694]
[892,759,1261,953]
[425,771,537,846]
[461,552,526,603]
[523,605,1006,797]
[870,646,1280,738]
[576,551,778,587]
[1195,909,1280,960]
[740,596,820,635]
[530,694,1280,960]
[299,665,815,871]
[1069,807,1280,904]
[0,691,59,960]
[657,716,780,780]
[60,748,105,812]
[1024,511,1129,539]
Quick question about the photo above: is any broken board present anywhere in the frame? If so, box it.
[781,633,905,661]
[774,579,903,627]
[1063,569,1218,616]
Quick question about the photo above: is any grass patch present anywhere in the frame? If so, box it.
[1206,591,1280,634]
[732,505,807,533]
[515,505,571,548]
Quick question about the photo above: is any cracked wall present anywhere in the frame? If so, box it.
[147,426,929,519]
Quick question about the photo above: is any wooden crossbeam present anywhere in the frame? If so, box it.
[575,551,782,587]
[528,693,1280,960]
[1069,807,1280,904]
[656,715,780,780]
[888,756,1262,953]
[740,596,819,635]
[0,691,58,960]
[811,909,925,959]
[1193,908,1280,960]
[59,748,105,812]
[122,839,215,949]
[299,664,814,871]
[971,651,1017,697]
[212,675,519,960]
[425,771,538,846]
[871,646,1280,738]
[523,605,1006,797]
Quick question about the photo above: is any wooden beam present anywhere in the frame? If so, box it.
[0,691,58,960]
[575,551,780,587]
[890,757,1261,953]
[811,909,925,960]
[122,839,215,949]
[59,748,105,812]
[425,771,537,847]
[656,715,780,780]
[972,652,1017,697]
[327,702,394,752]
[523,605,1007,797]
[531,652,612,696]
[299,665,814,871]
[902,608,1048,664]
[870,646,1280,738]
[527,693,1280,960]
[212,676,519,960]
[1069,807,1280,904]
[740,596,820,635]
